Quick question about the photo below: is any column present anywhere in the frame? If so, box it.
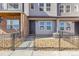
[57,19,60,33]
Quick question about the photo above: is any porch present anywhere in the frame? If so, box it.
[0,13,29,50]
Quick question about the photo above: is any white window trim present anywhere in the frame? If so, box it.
[74,5,79,12]
[30,3,35,11]
[38,3,44,11]
[59,4,65,13]
[46,3,51,12]
[65,5,71,13]
[7,3,21,11]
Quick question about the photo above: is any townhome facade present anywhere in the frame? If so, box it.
[0,3,29,37]
[24,3,79,36]
[0,3,79,37]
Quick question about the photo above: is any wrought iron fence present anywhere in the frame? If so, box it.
[34,31,79,51]
[1,31,79,51]
[0,32,21,51]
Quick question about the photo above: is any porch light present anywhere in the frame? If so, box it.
[0,16,3,23]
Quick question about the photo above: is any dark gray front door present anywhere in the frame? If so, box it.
[29,20,35,35]
[75,22,79,35]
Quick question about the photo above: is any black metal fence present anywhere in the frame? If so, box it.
[0,32,21,51]
[34,31,79,51]
[1,31,79,51]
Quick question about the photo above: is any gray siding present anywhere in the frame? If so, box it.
[29,3,57,16]
[58,3,79,16]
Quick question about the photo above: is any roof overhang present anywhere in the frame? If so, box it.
[28,16,79,21]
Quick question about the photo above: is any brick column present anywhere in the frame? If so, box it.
[21,13,29,38]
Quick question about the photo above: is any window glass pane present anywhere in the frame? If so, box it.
[66,5,70,12]
[40,26,44,30]
[39,8,43,11]
[7,19,20,31]
[47,26,51,30]
[60,5,64,8]
[46,3,51,7]
[39,3,44,7]
[74,5,78,12]
[46,8,50,11]
[59,22,64,30]
[66,5,70,8]
[0,3,3,10]
[60,5,64,13]
[7,20,12,30]
[8,3,19,10]
[30,3,34,9]
[60,9,64,12]
[7,20,10,25]
[13,20,19,30]
[60,22,64,27]
[66,23,71,30]
[40,22,44,25]
[47,22,51,26]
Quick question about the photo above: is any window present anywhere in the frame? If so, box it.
[30,3,34,9]
[40,26,44,30]
[7,19,20,32]
[66,5,71,12]
[39,3,44,11]
[46,22,51,30]
[40,22,44,25]
[47,22,51,25]
[46,3,51,7]
[47,26,51,30]
[0,3,3,10]
[39,8,44,11]
[40,22,44,30]
[59,22,64,30]
[39,21,52,30]
[74,5,78,12]
[46,3,51,11]
[39,3,44,7]
[59,5,64,13]
[66,23,71,30]
[7,3,19,10]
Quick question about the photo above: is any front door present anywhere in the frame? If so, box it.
[75,22,79,35]
[29,20,35,35]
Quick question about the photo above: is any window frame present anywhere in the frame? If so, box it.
[30,3,34,10]
[46,3,51,11]
[59,5,65,13]
[66,22,71,31]
[74,5,79,12]
[39,3,44,11]
[6,19,20,32]
[7,3,20,10]
[66,5,71,13]
[59,21,65,30]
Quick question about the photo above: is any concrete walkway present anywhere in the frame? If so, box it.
[1,50,79,56]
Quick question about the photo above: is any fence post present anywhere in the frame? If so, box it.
[11,33,15,51]
[59,30,63,51]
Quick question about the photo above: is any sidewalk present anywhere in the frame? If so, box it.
[1,50,79,56]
